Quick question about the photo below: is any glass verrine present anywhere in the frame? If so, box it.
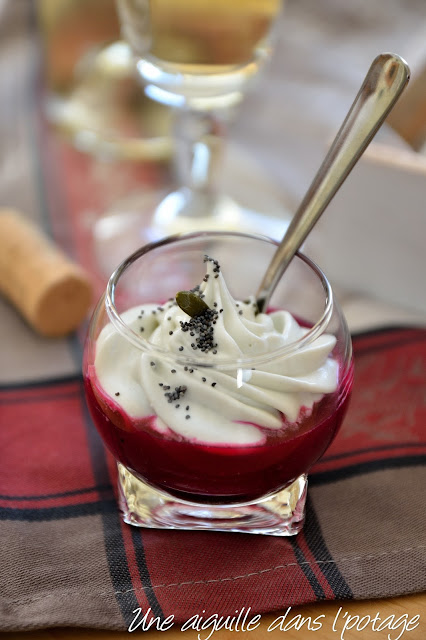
[83,232,353,535]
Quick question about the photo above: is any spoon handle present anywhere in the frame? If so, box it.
[256,53,410,312]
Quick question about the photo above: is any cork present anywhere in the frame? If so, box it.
[0,209,93,337]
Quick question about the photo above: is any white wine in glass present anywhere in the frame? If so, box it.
[118,0,282,108]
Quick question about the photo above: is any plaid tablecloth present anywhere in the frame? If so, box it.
[1,328,426,631]
[1,0,426,632]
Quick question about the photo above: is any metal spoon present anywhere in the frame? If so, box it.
[256,53,410,312]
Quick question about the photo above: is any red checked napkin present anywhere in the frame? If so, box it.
[1,327,426,631]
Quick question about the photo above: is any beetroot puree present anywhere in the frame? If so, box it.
[84,361,353,504]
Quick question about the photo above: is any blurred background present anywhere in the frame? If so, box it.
[1,0,426,318]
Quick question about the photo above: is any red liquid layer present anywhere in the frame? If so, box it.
[84,361,353,505]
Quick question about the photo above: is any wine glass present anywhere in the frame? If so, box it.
[94,0,288,273]
[83,231,353,536]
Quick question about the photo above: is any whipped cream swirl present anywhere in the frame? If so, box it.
[94,257,338,445]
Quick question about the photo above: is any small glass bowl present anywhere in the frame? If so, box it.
[83,231,353,535]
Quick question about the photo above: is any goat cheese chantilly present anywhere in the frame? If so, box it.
[85,255,352,504]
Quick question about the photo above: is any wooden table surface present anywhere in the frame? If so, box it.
[5,592,425,639]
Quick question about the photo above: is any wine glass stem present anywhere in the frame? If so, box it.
[171,108,226,218]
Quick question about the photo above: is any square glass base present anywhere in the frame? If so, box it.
[117,463,307,536]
